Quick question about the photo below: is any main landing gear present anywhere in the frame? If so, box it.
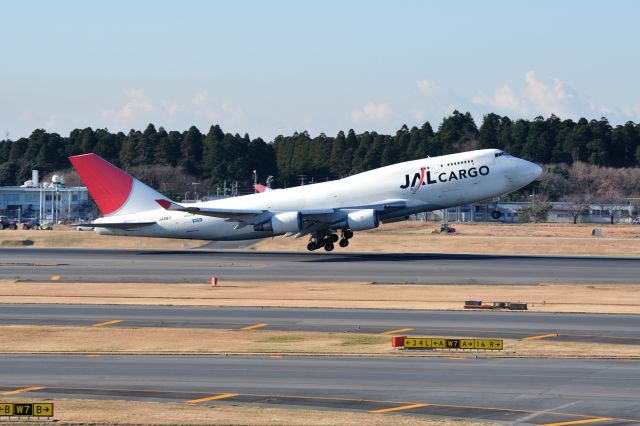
[307,230,354,252]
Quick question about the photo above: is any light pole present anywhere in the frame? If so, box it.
[253,170,257,193]
[191,182,200,201]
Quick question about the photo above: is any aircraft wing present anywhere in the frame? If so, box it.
[155,199,407,230]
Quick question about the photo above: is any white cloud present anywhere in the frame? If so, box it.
[102,89,153,122]
[621,105,640,121]
[351,101,393,124]
[192,91,208,106]
[160,101,182,118]
[523,71,573,116]
[417,79,435,94]
[411,108,426,121]
[493,85,522,111]
[472,71,591,118]
[221,102,245,121]
[45,113,66,129]
[124,89,145,98]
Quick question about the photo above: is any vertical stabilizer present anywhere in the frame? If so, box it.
[69,154,167,216]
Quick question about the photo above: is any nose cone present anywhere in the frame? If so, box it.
[506,158,542,189]
[528,161,543,180]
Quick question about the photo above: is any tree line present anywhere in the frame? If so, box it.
[1,111,640,202]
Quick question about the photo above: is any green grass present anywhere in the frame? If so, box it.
[340,335,387,346]
[260,335,305,344]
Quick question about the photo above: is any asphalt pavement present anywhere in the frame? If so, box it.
[2,247,640,284]
[1,355,638,424]
[2,304,639,344]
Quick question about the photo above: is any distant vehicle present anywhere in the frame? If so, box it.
[38,222,53,231]
[70,149,541,252]
[21,218,40,230]
[632,217,640,225]
[0,216,18,230]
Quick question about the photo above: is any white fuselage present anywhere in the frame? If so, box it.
[95,149,540,240]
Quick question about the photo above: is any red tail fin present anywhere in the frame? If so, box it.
[69,154,133,215]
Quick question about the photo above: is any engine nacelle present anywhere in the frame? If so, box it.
[332,209,379,231]
[253,211,303,234]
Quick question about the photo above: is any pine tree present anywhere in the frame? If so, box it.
[180,126,203,174]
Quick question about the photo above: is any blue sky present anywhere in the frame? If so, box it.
[1,0,639,141]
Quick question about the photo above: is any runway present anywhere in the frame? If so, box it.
[1,355,639,424]
[2,247,640,284]
[2,304,640,344]
[2,248,640,423]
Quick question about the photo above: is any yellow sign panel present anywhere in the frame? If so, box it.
[460,339,475,349]
[0,403,13,416]
[0,403,53,417]
[402,337,503,350]
[431,338,447,349]
[33,403,54,417]
[404,338,431,348]
[474,339,503,350]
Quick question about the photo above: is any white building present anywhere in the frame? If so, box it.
[0,186,91,223]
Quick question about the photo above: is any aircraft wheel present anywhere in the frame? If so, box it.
[307,242,316,251]
[324,242,334,252]
[329,233,339,243]
[343,230,353,239]
[339,239,349,248]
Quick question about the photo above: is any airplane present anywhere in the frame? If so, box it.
[69,149,542,251]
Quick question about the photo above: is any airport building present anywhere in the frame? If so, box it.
[427,201,639,224]
[0,171,92,223]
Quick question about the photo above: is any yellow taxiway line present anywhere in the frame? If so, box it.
[541,417,612,426]
[1,386,45,396]
[186,393,239,403]
[370,403,428,413]
[240,323,269,330]
[381,327,414,335]
[523,333,558,341]
[93,320,122,327]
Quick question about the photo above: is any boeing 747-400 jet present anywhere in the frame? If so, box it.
[69,149,541,251]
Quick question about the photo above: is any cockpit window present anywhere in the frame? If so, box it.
[494,151,509,158]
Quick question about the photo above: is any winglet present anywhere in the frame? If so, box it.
[156,199,184,211]
[156,199,171,210]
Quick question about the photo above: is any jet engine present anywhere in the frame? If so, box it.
[332,209,379,231]
[253,211,303,234]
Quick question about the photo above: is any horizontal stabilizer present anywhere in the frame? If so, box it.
[75,221,157,230]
